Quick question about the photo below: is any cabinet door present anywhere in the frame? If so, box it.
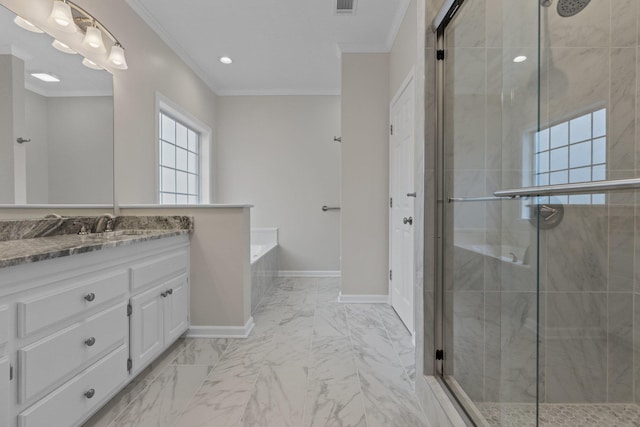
[0,356,8,427]
[130,284,164,373]
[164,275,189,344]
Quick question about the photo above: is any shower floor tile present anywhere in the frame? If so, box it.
[478,402,640,427]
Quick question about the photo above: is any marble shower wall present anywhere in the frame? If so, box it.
[443,0,640,407]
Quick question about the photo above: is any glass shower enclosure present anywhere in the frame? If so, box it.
[434,0,640,425]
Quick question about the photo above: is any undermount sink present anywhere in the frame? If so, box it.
[80,229,152,239]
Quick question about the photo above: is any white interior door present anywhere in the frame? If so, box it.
[389,73,415,334]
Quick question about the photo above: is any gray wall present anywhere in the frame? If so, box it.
[341,53,390,297]
[46,96,113,204]
[23,90,48,204]
[216,95,341,272]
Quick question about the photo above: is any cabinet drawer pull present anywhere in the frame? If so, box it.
[84,293,96,302]
[167,289,173,295]
[85,337,96,347]
[161,291,167,298]
[84,388,95,399]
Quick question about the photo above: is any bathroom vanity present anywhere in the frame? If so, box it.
[0,217,191,427]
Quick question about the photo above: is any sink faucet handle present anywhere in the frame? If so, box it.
[72,221,89,235]
[105,219,114,232]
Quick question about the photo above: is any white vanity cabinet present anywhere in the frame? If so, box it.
[0,306,10,426]
[0,234,190,427]
[129,247,189,374]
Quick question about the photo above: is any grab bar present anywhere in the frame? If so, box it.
[494,178,640,198]
[322,205,341,212]
[448,196,521,203]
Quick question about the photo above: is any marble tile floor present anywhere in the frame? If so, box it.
[478,402,640,427]
[84,277,429,427]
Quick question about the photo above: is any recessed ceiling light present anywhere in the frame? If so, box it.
[513,55,527,63]
[31,72,61,83]
[219,56,232,65]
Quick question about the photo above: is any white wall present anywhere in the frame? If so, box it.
[341,53,390,296]
[24,90,49,204]
[45,96,113,204]
[216,95,341,272]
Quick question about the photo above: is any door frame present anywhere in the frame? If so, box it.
[389,67,416,336]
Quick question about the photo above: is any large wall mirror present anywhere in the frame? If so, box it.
[0,2,113,205]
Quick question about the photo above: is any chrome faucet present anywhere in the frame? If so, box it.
[94,213,115,233]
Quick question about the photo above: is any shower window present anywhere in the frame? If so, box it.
[159,111,201,205]
[524,108,606,211]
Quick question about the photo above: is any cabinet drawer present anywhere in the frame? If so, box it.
[18,303,127,404]
[130,249,188,291]
[18,344,128,427]
[17,269,128,338]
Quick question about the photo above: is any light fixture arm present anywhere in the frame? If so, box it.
[66,0,123,48]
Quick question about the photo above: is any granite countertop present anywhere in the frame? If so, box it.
[0,216,193,269]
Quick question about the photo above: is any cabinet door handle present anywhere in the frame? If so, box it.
[84,293,96,302]
[85,337,96,347]
[167,289,173,295]
[85,388,95,399]
[161,291,167,298]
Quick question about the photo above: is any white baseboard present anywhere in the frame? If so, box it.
[187,317,255,338]
[278,270,341,278]
[338,292,389,304]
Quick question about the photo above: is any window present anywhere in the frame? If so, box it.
[528,108,607,206]
[159,112,201,204]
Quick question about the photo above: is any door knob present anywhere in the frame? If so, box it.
[403,216,413,225]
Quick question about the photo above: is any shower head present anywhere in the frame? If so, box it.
[556,0,591,17]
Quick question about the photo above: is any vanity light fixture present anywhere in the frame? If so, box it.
[31,72,61,83]
[13,16,44,33]
[15,0,128,71]
[219,56,233,64]
[51,0,128,70]
[52,39,77,54]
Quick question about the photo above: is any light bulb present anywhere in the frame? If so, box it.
[82,57,103,70]
[108,44,128,70]
[82,26,106,52]
[14,16,44,33]
[49,0,77,33]
[219,56,233,64]
[52,39,77,54]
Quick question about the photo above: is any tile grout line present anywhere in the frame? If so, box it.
[345,304,371,427]
[173,338,235,424]
[104,339,190,427]
[376,306,415,390]
[300,282,319,426]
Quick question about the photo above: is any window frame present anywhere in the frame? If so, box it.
[521,105,607,218]
[155,93,212,205]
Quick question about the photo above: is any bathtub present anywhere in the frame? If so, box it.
[250,228,278,312]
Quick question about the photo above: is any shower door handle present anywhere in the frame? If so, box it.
[403,216,413,225]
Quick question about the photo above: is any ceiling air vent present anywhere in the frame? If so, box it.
[336,0,356,15]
